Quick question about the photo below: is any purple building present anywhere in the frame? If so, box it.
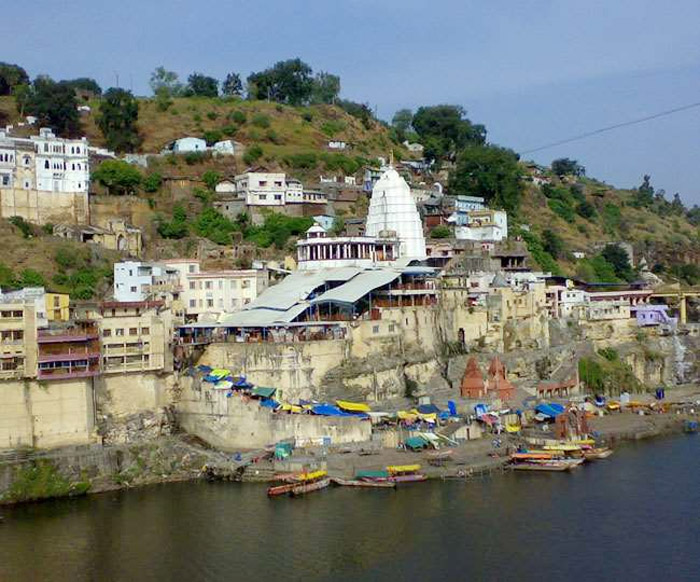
[632,305,677,327]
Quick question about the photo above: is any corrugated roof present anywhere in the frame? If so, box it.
[311,269,401,306]
[221,303,310,327]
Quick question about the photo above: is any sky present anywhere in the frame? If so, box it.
[3,0,700,202]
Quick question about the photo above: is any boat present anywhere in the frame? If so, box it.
[355,469,392,482]
[290,477,331,496]
[387,464,427,483]
[512,461,573,472]
[582,447,614,460]
[267,470,327,497]
[332,477,396,489]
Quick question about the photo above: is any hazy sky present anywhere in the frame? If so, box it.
[3,0,700,202]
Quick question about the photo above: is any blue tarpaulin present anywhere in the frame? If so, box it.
[535,403,565,418]
[203,374,219,383]
[260,399,279,409]
[197,365,212,373]
[448,401,457,416]
[417,404,441,414]
[474,403,489,417]
[310,404,369,419]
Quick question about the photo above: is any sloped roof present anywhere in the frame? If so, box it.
[310,269,401,306]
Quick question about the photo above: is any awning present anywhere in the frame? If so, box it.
[337,400,371,413]
[251,387,277,399]
[355,470,389,479]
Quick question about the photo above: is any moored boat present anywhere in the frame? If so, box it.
[582,447,614,460]
[387,464,427,483]
[267,470,328,497]
[290,478,331,496]
[332,477,396,489]
[512,461,573,472]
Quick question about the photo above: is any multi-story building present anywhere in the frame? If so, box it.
[454,209,508,242]
[0,287,48,328]
[0,128,90,224]
[0,301,37,380]
[233,171,326,206]
[36,322,101,380]
[45,292,71,322]
[113,261,181,302]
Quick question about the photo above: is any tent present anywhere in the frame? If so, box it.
[405,436,430,451]
[417,404,440,415]
[535,403,565,419]
[197,365,212,374]
[251,387,277,399]
[336,400,371,413]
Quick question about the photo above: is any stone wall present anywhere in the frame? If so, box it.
[0,378,95,449]
[94,372,174,418]
[1,189,89,224]
[176,376,371,450]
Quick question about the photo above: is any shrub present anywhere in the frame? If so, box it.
[92,160,142,195]
[206,111,218,120]
[202,170,221,191]
[265,129,281,144]
[302,111,313,122]
[521,231,560,274]
[183,151,206,165]
[430,225,451,238]
[19,268,45,287]
[157,204,188,239]
[203,129,223,145]
[548,199,576,223]
[251,113,271,128]
[320,119,347,137]
[143,172,163,193]
[192,207,237,245]
[222,124,238,137]
[284,152,317,169]
[9,216,34,238]
[243,145,263,165]
[230,110,246,124]
[320,153,360,175]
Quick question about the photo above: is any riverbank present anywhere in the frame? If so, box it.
[3,388,700,505]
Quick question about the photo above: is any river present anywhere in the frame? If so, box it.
[1,436,700,581]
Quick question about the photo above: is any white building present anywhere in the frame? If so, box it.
[454,209,508,242]
[168,137,207,153]
[0,287,48,329]
[297,225,400,271]
[113,261,181,302]
[162,259,269,321]
[233,171,325,206]
[0,127,89,194]
[365,166,426,259]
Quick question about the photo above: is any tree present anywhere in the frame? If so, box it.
[634,174,654,207]
[22,77,80,136]
[247,59,314,105]
[542,229,564,259]
[97,88,141,152]
[430,225,452,239]
[0,62,29,96]
[337,99,374,129]
[310,72,340,104]
[143,172,163,193]
[202,170,221,191]
[576,199,597,220]
[412,105,486,161]
[62,77,102,97]
[671,193,686,216]
[157,204,189,239]
[601,244,634,282]
[19,269,45,287]
[186,73,219,97]
[91,160,142,195]
[391,108,413,142]
[221,72,243,97]
[149,66,183,97]
[551,158,585,177]
[449,144,523,213]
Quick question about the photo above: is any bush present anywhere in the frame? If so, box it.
[92,160,142,195]
[157,204,189,239]
[265,129,281,144]
[143,172,163,193]
[184,151,206,165]
[243,145,263,166]
[430,225,451,238]
[320,153,360,175]
[302,111,313,122]
[19,268,45,287]
[192,207,237,245]
[9,216,34,238]
[222,124,238,137]
[0,262,15,288]
[522,231,560,274]
[284,152,318,169]
[206,111,218,120]
[203,130,223,145]
[251,113,271,128]
[202,170,221,191]
[548,199,576,223]
[229,110,246,124]
[244,213,314,249]
[320,119,347,137]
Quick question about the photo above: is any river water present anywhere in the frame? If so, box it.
[2,436,700,581]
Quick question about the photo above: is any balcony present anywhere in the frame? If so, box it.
[38,328,99,343]
[38,351,100,363]
[37,366,100,380]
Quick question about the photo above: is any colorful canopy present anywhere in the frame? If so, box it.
[387,464,421,474]
[251,387,277,399]
[336,400,371,413]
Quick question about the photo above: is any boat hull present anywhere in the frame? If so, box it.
[332,478,396,489]
[391,474,428,483]
[290,478,331,496]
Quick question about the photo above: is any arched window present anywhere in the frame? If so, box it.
[44,160,49,169]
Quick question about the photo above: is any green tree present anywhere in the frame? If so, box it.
[149,66,183,97]
[391,108,413,142]
[91,160,142,195]
[310,72,340,104]
[192,207,237,244]
[97,88,141,152]
[247,59,314,105]
[62,77,102,96]
[430,225,451,239]
[576,199,597,220]
[202,170,221,191]
[22,77,80,136]
[542,229,564,259]
[551,158,585,177]
[0,62,29,95]
[412,105,486,161]
[157,204,189,239]
[601,244,634,281]
[337,99,374,128]
[243,144,263,165]
[449,144,523,213]
[143,172,163,193]
[0,262,14,288]
[186,73,219,97]
[222,72,243,96]
[19,268,45,287]
[670,193,686,216]
[634,174,654,207]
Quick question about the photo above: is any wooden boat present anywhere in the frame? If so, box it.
[391,473,428,483]
[290,477,331,496]
[512,461,573,472]
[267,470,327,497]
[583,447,614,460]
[332,477,396,489]
[387,464,422,474]
[511,452,557,461]
[355,470,392,482]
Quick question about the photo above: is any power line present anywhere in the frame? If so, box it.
[520,99,700,155]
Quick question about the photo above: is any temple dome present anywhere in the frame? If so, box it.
[365,167,426,259]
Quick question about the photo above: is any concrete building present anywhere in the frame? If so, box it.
[0,287,48,328]
[365,166,426,259]
[113,261,181,303]
[46,292,70,322]
[36,322,101,381]
[454,209,508,242]
[166,137,207,153]
[54,219,143,257]
[234,172,305,206]
[297,225,400,271]
[0,127,90,224]
[0,300,37,380]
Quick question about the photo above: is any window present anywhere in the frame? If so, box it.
[189,281,196,290]
[230,280,237,289]
[189,299,196,308]
[207,299,214,308]
[259,194,267,200]
[241,280,250,289]
[130,286,137,293]
[244,298,251,304]
[115,328,124,336]
[274,194,282,201]
[372,325,380,334]
[205,281,212,290]
[103,329,112,337]
[218,280,223,290]
[259,180,267,186]
[188,265,196,273]
[388,324,395,332]
[274,181,282,187]
[129,328,138,335]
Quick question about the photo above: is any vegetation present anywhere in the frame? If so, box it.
[578,352,643,395]
[551,158,585,177]
[97,88,141,152]
[18,76,80,136]
[0,62,29,95]
[1,460,90,503]
[430,225,451,239]
[412,105,486,161]
[157,204,189,239]
[92,160,142,195]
